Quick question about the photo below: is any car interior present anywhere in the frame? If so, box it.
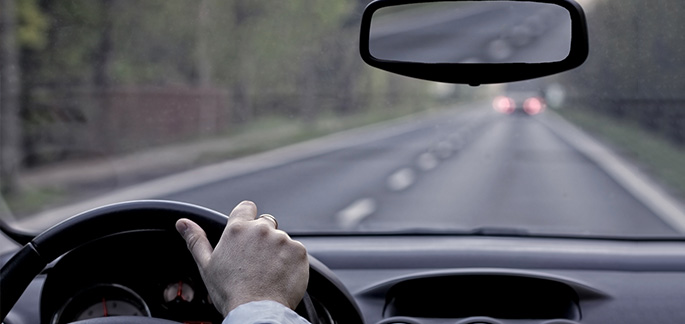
[3,0,685,324]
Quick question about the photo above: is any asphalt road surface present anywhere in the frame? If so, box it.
[163,107,678,237]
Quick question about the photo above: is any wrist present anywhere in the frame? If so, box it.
[225,296,291,316]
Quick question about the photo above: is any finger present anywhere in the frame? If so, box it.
[226,200,258,225]
[176,218,213,269]
[256,214,278,229]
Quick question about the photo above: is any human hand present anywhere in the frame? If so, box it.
[175,201,309,316]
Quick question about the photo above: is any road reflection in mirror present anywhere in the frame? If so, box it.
[369,1,572,64]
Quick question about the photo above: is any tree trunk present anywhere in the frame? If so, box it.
[298,52,318,122]
[0,0,22,194]
[197,0,213,88]
[94,0,114,88]
[93,0,115,152]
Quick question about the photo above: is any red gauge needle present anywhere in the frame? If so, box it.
[177,280,184,301]
[102,297,108,317]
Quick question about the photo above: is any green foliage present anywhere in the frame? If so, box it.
[17,0,48,50]
[24,0,381,98]
[19,0,433,164]
[28,0,105,84]
[559,0,685,144]
[110,1,200,85]
[563,0,685,98]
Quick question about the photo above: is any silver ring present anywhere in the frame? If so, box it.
[258,214,278,229]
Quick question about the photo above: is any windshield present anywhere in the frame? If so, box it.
[1,0,684,238]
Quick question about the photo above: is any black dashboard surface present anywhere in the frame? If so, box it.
[6,234,685,324]
[299,235,685,324]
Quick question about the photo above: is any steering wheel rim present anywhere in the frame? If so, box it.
[0,200,360,323]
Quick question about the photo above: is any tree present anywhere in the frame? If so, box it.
[0,0,22,194]
[559,0,685,143]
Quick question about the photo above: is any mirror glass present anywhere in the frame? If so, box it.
[369,1,572,64]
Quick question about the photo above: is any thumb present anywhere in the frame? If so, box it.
[176,218,213,269]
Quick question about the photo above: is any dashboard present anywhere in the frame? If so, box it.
[6,232,685,324]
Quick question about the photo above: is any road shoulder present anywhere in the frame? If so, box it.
[538,111,685,233]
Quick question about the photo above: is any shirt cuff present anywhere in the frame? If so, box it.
[222,300,310,324]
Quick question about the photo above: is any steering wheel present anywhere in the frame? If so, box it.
[0,200,363,324]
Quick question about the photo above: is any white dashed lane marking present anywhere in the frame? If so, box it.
[417,152,439,171]
[336,198,377,230]
[387,168,417,191]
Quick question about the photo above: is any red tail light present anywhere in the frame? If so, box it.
[523,97,546,115]
[493,96,516,114]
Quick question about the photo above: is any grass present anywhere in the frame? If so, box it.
[557,108,685,199]
[4,187,67,217]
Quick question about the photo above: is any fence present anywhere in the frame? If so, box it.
[23,86,230,165]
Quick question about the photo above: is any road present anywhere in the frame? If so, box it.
[163,107,678,237]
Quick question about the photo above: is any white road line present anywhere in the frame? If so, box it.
[417,152,439,171]
[336,198,377,230]
[387,168,417,191]
[539,112,685,233]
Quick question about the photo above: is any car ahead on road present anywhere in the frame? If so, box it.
[3,0,685,323]
[492,92,546,116]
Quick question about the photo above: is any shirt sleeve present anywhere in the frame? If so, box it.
[222,300,311,324]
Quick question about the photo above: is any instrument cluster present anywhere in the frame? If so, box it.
[42,231,224,324]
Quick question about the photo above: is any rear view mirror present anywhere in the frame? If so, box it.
[360,0,589,85]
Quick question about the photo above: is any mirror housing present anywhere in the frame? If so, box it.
[360,0,589,86]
